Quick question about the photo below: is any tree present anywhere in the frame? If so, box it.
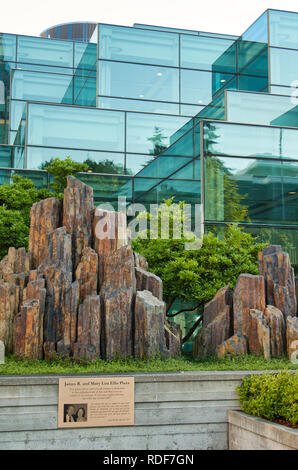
[131,199,265,340]
[0,175,53,258]
[42,156,89,195]
[148,126,168,156]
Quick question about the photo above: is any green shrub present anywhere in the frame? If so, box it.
[237,370,298,425]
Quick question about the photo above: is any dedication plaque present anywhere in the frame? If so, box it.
[58,377,135,428]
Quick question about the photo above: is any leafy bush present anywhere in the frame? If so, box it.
[237,371,298,426]
[132,202,265,308]
[43,156,88,195]
[0,206,30,259]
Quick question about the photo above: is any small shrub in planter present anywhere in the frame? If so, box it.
[237,370,298,427]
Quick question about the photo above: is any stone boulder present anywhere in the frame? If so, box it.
[247,309,270,359]
[134,290,166,359]
[264,305,286,357]
[258,245,297,319]
[233,274,266,337]
[73,295,101,361]
[14,299,43,359]
[216,334,248,358]
[286,316,298,361]
[164,322,182,358]
[135,268,163,301]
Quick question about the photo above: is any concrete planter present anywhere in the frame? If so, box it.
[228,410,298,450]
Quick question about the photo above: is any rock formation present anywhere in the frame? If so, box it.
[194,246,298,361]
[0,176,181,361]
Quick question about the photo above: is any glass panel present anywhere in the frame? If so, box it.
[0,145,13,167]
[156,178,200,205]
[270,47,298,88]
[203,121,298,160]
[0,34,16,61]
[269,10,298,49]
[74,42,97,74]
[97,96,180,115]
[99,60,179,103]
[26,146,125,173]
[126,113,188,154]
[17,36,73,68]
[133,23,199,35]
[238,74,268,92]
[10,100,26,131]
[74,75,96,106]
[226,90,298,127]
[180,104,204,117]
[194,92,226,122]
[27,103,125,151]
[242,11,268,43]
[133,177,162,200]
[125,154,154,174]
[270,85,293,96]
[13,169,49,189]
[181,69,234,105]
[181,35,236,72]
[11,69,73,103]
[78,173,133,203]
[204,156,298,225]
[99,24,179,67]
[16,63,73,75]
[238,46,268,76]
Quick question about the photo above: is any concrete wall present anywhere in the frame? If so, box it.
[228,410,298,450]
[0,370,275,450]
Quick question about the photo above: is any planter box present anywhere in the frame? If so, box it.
[228,410,298,450]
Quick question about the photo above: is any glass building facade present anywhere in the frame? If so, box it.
[1,9,298,270]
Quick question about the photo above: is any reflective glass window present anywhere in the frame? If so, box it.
[99,60,179,103]
[11,69,73,103]
[0,34,16,61]
[269,10,298,49]
[99,24,179,67]
[78,173,133,203]
[26,146,125,173]
[74,75,96,106]
[27,103,125,151]
[241,11,268,43]
[17,36,73,68]
[181,35,236,72]
[126,113,189,154]
[204,156,298,225]
[226,90,298,127]
[203,121,298,160]
[74,42,97,74]
[270,47,298,88]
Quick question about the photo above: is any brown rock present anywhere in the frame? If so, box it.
[57,281,79,356]
[286,316,298,361]
[216,334,248,358]
[75,247,98,301]
[264,305,286,357]
[100,245,136,359]
[63,176,94,270]
[258,246,297,319]
[135,268,163,301]
[248,309,270,359]
[134,290,166,359]
[29,197,62,268]
[203,285,232,330]
[233,274,265,337]
[134,253,148,271]
[0,283,19,352]
[194,309,230,357]
[44,227,72,273]
[73,295,101,361]
[93,208,128,289]
[14,299,43,359]
[164,322,182,358]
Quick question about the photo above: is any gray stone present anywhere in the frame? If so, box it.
[0,340,4,364]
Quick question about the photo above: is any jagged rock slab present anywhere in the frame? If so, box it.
[93,208,128,288]
[286,316,298,361]
[264,305,286,357]
[203,285,232,330]
[100,246,136,359]
[29,197,62,268]
[164,322,182,358]
[258,246,297,319]
[14,299,43,359]
[0,282,19,352]
[75,247,98,301]
[134,290,166,359]
[216,334,248,358]
[57,281,79,357]
[44,227,72,273]
[0,247,31,281]
[248,309,270,359]
[63,176,94,270]
[73,295,101,361]
[194,309,230,358]
[233,274,266,337]
[135,268,163,301]
[134,253,148,271]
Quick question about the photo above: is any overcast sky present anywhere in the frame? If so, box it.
[1,0,298,37]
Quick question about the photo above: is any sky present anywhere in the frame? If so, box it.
[1,0,298,37]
